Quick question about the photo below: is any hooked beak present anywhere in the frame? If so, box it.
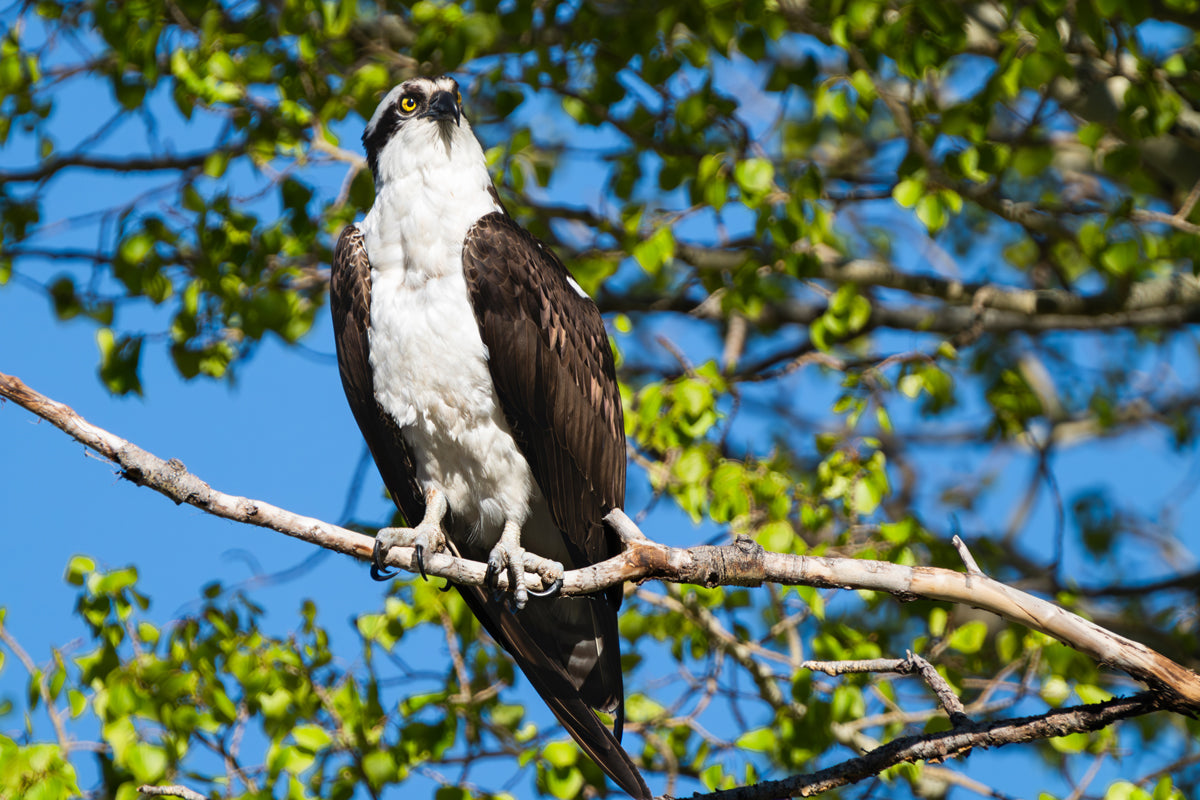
[422,90,461,126]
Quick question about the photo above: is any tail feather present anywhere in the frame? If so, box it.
[457,584,651,800]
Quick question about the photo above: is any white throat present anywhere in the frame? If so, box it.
[358,116,501,281]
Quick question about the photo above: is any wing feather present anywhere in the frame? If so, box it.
[461,213,649,800]
[330,225,425,525]
[462,213,626,574]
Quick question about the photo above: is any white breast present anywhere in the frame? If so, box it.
[357,150,537,550]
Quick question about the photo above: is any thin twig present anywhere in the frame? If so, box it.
[952,535,985,577]
[137,785,208,800]
[904,651,969,725]
[801,652,968,725]
[0,625,71,753]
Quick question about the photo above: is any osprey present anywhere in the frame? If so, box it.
[330,76,650,800]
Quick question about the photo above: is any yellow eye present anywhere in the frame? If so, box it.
[456,90,463,106]
[399,95,418,113]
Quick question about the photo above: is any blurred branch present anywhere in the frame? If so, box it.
[1075,568,1200,598]
[611,289,1200,337]
[0,144,246,183]
[818,260,1200,318]
[636,585,805,718]
[598,242,1200,338]
[0,622,71,753]
[136,785,207,800]
[674,241,1200,321]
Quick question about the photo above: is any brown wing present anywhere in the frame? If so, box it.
[462,212,626,580]
[462,213,648,799]
[330,225,425,526]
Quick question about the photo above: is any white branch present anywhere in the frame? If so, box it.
[3,369,1199,715]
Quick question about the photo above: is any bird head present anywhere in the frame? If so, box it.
[362,75,474,183]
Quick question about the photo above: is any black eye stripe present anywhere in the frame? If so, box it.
[361,81,455,179]
[362,103,402,178]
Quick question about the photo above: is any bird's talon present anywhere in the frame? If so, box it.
[414,543,428,581]
[371,538,397,581]
[529,576,563,598]
[370,563,396,581]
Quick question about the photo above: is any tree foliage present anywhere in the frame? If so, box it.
[3,1,1200,799]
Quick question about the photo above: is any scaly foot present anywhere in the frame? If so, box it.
[484,520,564,610]
[371,522,447,581]
[371,488,448,581]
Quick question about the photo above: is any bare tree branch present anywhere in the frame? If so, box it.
[3,370,1199,736]
[693,694,1159,800]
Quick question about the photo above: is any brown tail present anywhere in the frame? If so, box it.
[456,584,652,800]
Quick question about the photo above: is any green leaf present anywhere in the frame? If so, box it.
[697,153,728,210]
[49,276,80,320]
[1100,240,1141,276]
[915,193,946,232]
[899,373,923,398]
[68,689,86,718]
[542,741,577,769]
[1075,684,1113,704]
[65,556,95,585]
[361,749,396,789]
[1104,782,1153,800]
[734,158,774,199]
[1041,676,1071,707]
[292,724,332,752]
[852,472,884,515]
[736,727,776,752]
[1049,731,1089,754]
[126,743,167,782]
[892,177,923,208]
[1152,775,1184,800]
[700,763,726,791]
[624,693,666,723]
[632,226,675,274]
[544,764,584,799]
[947,620,987,654]
[203,150,229,177]
[928,607,947,637]
[96,329,144,396]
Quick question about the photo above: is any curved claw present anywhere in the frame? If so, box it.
[370,538,397,581]
[414,544,429,582]
[484,560,501,591]
[528,576,563,599]
[438,580,454,592]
